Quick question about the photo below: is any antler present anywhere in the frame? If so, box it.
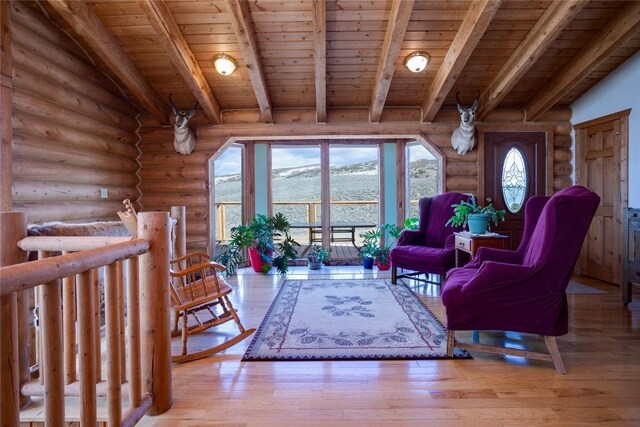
[168,93,179,115]
[455,91,463,107]
[471,91,480,111]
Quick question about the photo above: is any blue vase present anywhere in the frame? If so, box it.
[468,214,490,234]
[362,257,374,269]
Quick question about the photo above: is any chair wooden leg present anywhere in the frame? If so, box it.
[544,336,566,374]
[446,330,455,357]
[391,266,397,284]
[181,310,188,356]
[223,296,246,333]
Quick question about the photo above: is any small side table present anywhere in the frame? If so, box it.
[454,232,509,267]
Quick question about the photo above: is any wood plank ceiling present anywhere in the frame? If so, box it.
[39,0,640,125]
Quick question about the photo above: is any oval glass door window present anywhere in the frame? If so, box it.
[502,147,527,213]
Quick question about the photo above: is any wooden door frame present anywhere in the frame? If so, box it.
[574,109,630,285]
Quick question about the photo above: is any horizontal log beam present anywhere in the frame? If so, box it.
[18,236,133,252]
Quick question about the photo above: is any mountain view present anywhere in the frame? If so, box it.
[214,159,438,241]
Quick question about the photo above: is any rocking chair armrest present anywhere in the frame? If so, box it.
[170,252,211,264]
[170,261,227,277]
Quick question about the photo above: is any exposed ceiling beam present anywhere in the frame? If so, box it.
[421,0,501,122]
[225,0,273,124]
[477,0,588,121]
[369,0,414,123]
[46,0,169,124]
[138,0,221,125]
[311,0,326,124]
[526,1,640,121]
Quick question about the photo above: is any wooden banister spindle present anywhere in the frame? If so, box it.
[126,256,142,408]
[62,251,77,385]
[0,212,28,426]
[39,250,64,426]
[105,262,122,425]
[138,212,173,415]
[91,268,102,383]
[36,252,45,386]
[76,270,97,425]
[117,260,126,383]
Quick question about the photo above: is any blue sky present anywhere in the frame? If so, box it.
[215,144,435,177]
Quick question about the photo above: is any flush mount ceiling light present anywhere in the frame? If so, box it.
[214,53,237,75]
[404,52,429,73]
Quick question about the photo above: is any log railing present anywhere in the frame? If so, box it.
[0,211,173,426]
[215,200,386,242]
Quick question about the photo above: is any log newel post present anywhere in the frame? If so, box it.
[138,212,173,415]
[0,212,28,426]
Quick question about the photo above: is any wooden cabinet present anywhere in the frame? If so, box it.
[454,232,508,267]
[623,208,640,305]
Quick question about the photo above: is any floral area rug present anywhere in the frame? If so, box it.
[242,279,470,361]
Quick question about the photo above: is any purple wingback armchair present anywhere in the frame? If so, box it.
[441,185,600,373]
[390,192,470,285]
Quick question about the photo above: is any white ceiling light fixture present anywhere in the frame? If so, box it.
[404,52,429,73]
[214,53,237,75]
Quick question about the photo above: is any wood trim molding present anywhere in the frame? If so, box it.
[574,111,628,284]
[396,141,406,226]
[573,109,632,129]
[46,0,169,124]
[421,0,501,122]
[526,1,640,121]
[137,0,222,124]
[225,0,273,124]
[311,0,326,124]
[477,0,588,121]
[320,142,330,248]
[369,0,414,123]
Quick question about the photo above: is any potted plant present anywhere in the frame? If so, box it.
[359,231,378,269]
[213,213,299,275]
[307,244,330,270]
[360,223,402,270]
[446,195,506,234]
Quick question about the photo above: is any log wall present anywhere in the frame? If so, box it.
[10,1,140,223]
[138,107,573,254]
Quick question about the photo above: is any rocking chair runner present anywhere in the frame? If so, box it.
[169,252,255,363]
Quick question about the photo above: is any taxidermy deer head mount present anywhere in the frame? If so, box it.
[451,92,480,155]
[169,94,198,155]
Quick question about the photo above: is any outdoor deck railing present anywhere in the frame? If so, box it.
[0,211,173,426]
[215,200,380,242]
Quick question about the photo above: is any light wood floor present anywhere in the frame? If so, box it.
[129,266,640,427]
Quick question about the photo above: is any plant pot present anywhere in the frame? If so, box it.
[248,247,271,273]
[468,213,490,234]
[362,257,374,269]
[307,256,323,270]
[376,259,391,271]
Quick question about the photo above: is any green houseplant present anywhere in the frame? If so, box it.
[446,195,506,234]
[213,213,299,275]
[307,245,330,270]
[360,223,402,270]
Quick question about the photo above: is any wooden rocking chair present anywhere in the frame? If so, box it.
[169,252,255,363]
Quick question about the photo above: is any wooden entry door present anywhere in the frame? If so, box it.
[484,132,546,250]
[575,111,629,285]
